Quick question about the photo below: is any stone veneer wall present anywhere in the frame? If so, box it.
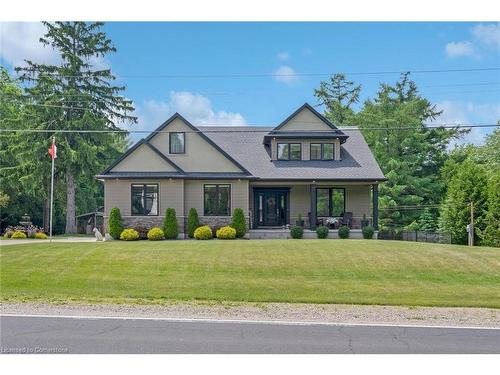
[104,216,186,237]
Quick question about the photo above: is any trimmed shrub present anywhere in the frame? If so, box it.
[362,225,375,239]
[316,226,329,239]
[120,228,139,241]
[290,225,304,239]
[187,208,200,238]
[194,225,212,240]
[147,227,165,241]
[11,230,27,239]
[163,208,178,239]
[133,224,149,240]
[216,226,237,240]
[35,232,48,240]
[338,225,350,239]
[3,230,13,239]
[231,208,247,238]
[109,207,124,240]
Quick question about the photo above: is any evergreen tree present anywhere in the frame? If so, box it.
[478,169,500,247]
[356,73,462,230]
[15,22,136,233]
[438,158,488,245]
[163,208,179,239]
[314,74,361,125]
[187,208,200,238]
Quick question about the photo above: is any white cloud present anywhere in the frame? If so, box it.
[134,91,246,134]
[276,51,290,61]
[273,65,299,85]
[444,41,478,58]
[0,22,109,69]
[432,100,500,145]
[472,23,500,49]
[443,23,500,59]
[0,22,60,67]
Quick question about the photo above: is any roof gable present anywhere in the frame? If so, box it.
[104,140,184,174]
[146,113,251,174]
[272,103,340,132]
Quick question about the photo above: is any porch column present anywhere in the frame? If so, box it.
[372,184,379,230]
[310,183,317,230]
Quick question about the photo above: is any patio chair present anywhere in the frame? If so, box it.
[340,212,353,228]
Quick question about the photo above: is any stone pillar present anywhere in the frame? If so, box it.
[310,183,317,230]
[372,184,379,230]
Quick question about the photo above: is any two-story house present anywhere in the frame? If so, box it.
[97,103,386,238]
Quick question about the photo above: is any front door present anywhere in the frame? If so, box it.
[254,189,288,227]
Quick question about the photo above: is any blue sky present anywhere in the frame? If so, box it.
[1,22,499,143]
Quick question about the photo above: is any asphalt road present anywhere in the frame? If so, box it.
[1,315,499,354]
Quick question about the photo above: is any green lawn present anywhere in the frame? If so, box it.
[1,240,499,308]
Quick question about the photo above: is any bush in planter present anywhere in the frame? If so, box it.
[133,224,149,240]
[187,208,200,238]
[11,230,27,239]
[120,228,139,241]
[231,208,247,238]
[316,225,329,239]
[362,225,375,239]
[35,232,48,239]
[194,225,212,240]
[108,207,124,240]
[147,227,165,241]
[163,208,179,239]
[290,225,304,239]
[216,226,237,240]
[338,225,350,239]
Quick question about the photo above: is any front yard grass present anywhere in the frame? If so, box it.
[1,240,499,308]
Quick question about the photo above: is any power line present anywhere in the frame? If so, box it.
[2,81,499,100]
[15,67,500,79]
[0,124,497,134]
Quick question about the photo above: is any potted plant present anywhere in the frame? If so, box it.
[361,213,369,228]
[326,217,339,229]
[295,213,304,227]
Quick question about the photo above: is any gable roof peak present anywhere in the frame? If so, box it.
[271,102,344,133]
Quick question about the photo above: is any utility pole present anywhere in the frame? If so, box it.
[469,201,474,247]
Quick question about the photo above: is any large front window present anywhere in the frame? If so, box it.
[169,132,185,154]
[316,187,345,217]
[131,184,158,216]
[204,184,231,216]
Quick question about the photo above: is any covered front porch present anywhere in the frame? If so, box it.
[249,181,379,231]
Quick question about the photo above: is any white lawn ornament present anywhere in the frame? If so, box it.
[104,233,113,242]
[93,227,103,241]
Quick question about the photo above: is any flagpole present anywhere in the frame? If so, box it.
[49,136,55,243]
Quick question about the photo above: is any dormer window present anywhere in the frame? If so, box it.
[311,143,334,160]
[169,132,185,154]
[278,143,301,161]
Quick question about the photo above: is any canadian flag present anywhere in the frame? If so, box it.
[48,142,57,160]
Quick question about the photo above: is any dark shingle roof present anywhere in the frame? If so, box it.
[200,126,386,181]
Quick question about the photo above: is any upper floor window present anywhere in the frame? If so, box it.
[131,184,158,216]
[277,143,301,161]
[169,132,185,154]
[310,143,334,160]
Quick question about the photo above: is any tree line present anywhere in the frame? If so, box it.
[315,74,499,246]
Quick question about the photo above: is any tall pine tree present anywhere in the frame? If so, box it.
[15,22,136,233]
[356,73,461,230]
[314,74,361,125]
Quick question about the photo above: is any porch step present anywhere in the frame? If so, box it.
[249,229,376,240]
